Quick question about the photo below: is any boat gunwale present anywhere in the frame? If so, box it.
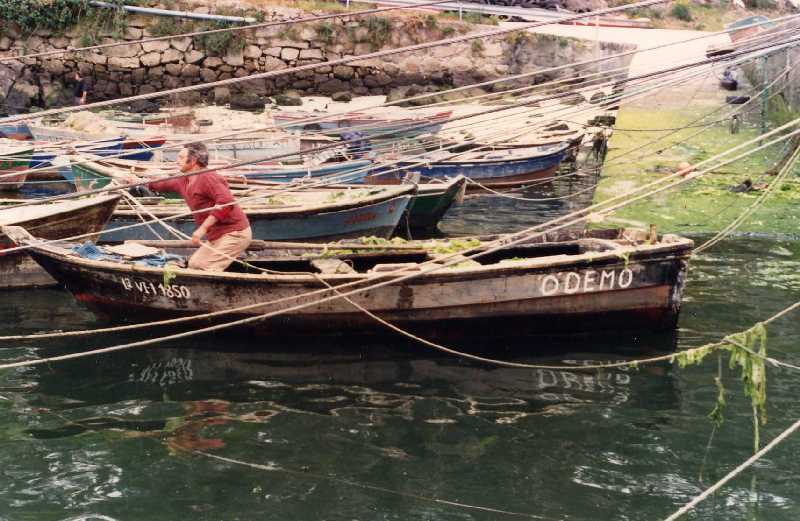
[22,234,694,285]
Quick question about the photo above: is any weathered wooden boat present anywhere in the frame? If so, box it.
[0,120,33,140]
[365,143,569,192]
[233,159,372,183]
[226,174,465,231]
[273,108,453,139]
[248,175,467,231]
[6,227,693,335]
[0,140,34,191]
[120,137,167,161]
[102,184,414,242]
[725,15,774,43]
[0,194,120,288]
[67,155,369,192]
[405,176,466,230]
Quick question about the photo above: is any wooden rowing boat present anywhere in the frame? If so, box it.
[105,184,415,242]
[365,143,569,192]
[272,108,453,139]
[5,227,693,336]
[245,175,467,231]
[0,140,34,191]
[0,194,120,288]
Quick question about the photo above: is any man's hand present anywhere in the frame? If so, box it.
[191,226,207,245]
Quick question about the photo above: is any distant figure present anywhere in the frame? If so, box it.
[591,130,608,161]
[73,71,87,106]
[730,114,741,134]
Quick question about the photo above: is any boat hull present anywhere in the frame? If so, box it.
[0,195,120,288]
[24,233,692,336]
[101,195,412,242]
[0,148,33,191]
[365,148,566,191]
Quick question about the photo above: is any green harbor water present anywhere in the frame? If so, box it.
[2,177,800,521]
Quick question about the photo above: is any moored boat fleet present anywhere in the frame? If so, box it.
[0,101,695,338]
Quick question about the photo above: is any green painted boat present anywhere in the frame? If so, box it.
[406,175,466,230]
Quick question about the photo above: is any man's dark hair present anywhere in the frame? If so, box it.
[184,142,209,167]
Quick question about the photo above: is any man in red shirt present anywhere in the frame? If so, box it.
[129,142,252,271]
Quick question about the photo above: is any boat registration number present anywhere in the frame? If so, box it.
[120,276,191,299]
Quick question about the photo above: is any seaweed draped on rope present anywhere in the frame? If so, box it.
[672,322,768,453]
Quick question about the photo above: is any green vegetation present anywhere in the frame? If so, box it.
[193,21,246,56]
[673,322,768,452]
[470,39,484,57]
[0,0,89,36]
[364,16,391,50]
[314,21,335,45]
[670,4,693,22]
[594,106,800,236]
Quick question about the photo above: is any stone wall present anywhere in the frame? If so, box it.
[0,5,634,112]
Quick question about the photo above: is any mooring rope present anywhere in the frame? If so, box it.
[193,450,551,519]
[2,121,800,371]
[661,417,800,521]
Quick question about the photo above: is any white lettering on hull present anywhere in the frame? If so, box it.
[541,268,634,296]
[120,276,191,300]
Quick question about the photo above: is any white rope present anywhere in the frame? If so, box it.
[662,418,800,521]
[2,120,800,369]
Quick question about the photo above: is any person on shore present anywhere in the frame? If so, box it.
[73,71,87,106]
[127,143,252,271]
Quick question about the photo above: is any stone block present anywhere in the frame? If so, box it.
[223,49,244,67]
[149,66,165,78]
[50,37,69,49]
[271,39,308,49]
[125,27,144,40]
[43,60,64,75]
[363,72,391,88]
[263,57,286,70]
[0,37,11,51]
[181,64,201,78]
[142,40,170,53]
[132,68,147,83]
[203,57,223,68]
[165,63,182,76]
[108,56,140,69]
[141,52,161,67]
[171,37,192,52]
[161,49,182,64]
[244,45,262,59]
[105,43,141,58]
[299,26,316,41]
[234,68,248,78]
[185,50,205,64]
[264,47,282,58]
[200,68,218,82]
[139,84,157,94]
[334,64,356,79]
[299,48,324,60]
[280,48,300,61]
[317,78,348,95]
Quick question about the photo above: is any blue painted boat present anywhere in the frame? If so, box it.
[0,120,33,141]
[101,186,414,242]
[30,137,125,170]
[365,143,569,192]
[235,159,372,183]
[273,109,452,140]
